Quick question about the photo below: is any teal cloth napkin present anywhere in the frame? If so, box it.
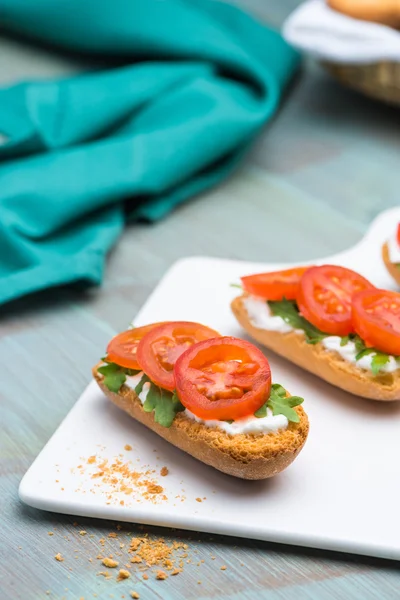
[0,0,299,305]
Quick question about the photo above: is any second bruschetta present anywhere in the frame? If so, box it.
[232,265,400,401]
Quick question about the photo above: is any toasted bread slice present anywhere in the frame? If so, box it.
[231,295,400,401]
[327,0,400,27]
[93,363,309,480]
[382,241,400,286]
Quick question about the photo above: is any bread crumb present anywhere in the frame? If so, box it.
[195,498,202,503]
[117,569,130,581]
[124,444,132,451]
[220,565,227,570]
[55,553,64,562]
[102,558,119,568]
[171,568,181,576]
[130,556,142,564]
[156,571,168,580]
[130,593,140,599]
[146,484,163,495]
[97,571,112,579]
[48,532,54,536]
[87,456,96,464]
[79,531,87,536]
[142,574,149,580]
[108,532,118,538]
[160,466,169,477]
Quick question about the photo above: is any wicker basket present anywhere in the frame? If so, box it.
[323,61,400,106]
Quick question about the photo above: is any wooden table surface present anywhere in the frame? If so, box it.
[1,2,400,599]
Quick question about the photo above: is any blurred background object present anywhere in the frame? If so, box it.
[284,0,400,105]
[0,0,299,306]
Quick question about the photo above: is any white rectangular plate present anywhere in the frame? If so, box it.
[20,208,400,560]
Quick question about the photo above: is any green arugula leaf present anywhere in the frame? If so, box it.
[143,384,185,427]
[98,363,127,393]
[134,373,151,396]
[268,299,327,344]
[98,361,141,392]
[340,335,393,375]
[340,336,349,347]
[371,354,391,376]
[230,283,244,290]
[355,347,374,361]
[254,383,304,423]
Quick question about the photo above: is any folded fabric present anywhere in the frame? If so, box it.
[0,0,299,306]
[283,0,400,63]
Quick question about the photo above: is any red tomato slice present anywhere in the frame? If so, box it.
[397,223,400,246]
[136,322,220,391]
[297,265,374,336]
[352,289,400,355]
[241,266,311,301]
[107,323,167,370]
[174,337,271,421]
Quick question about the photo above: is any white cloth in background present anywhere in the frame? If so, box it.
[283,0,400,64]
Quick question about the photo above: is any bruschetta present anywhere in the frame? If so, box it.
[232,265,400,401]
[328,0,400,28]
[382,223,400,286]
[93,322,309,480]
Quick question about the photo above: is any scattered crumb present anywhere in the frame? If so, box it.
[117,569,130,581]
[146,484,163,495]
[124,445,132,451]
[156,571,168,580]
[160,467,169,477]
[55,553,64,562]
[87,456,96,464]
[130,557,142,564]
[198,581,202,585]
[195,498,202,503]
[108,533,118,538]
[79,531,87,536]
[97,571,112,579]
[142,574,149,581]
[220,565,227,571]
[48,532,54,536]
[130,593,139,599]
[102,558,119,568]
[171,568,181,576]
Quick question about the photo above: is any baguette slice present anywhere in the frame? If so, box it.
[382,241,400,286]
[93,363,309,480]
[231,295,400,401]
[327,0,400,27]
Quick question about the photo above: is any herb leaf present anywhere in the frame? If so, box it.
[268,299,327,344]
[340,334,393,375]
[98,363,127,393]
[230,283,244,290]
[98,362,141,393]
[371,354,391,376]
[143,384,185,427]
[134,373,151,396]
[255,383,304,423]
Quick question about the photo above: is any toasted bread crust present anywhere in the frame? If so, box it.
[382,242,400,286]
[231,295,400,401]
[93,364,309,480]
[327,0,400,27]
